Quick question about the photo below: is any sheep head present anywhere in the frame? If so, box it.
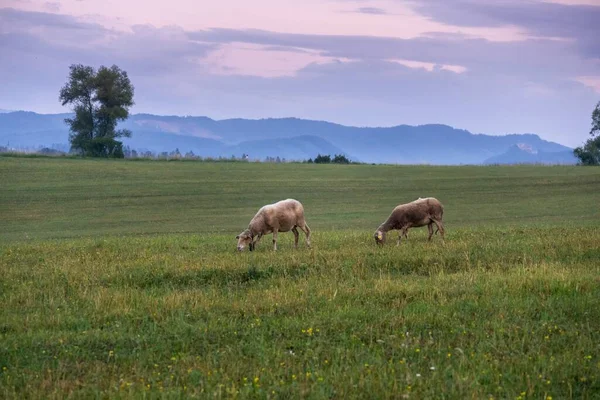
[373,230,386,246]
[236,230,254,251]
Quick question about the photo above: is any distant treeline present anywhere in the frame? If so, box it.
[0,146,357,164]
[304,154,351,164]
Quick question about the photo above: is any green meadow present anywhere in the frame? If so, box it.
[1,156,599,399]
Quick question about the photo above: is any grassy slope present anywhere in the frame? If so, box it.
[1,157,599,241]
[1,156,599,399]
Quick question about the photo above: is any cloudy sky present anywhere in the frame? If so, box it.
[1,0,599,146]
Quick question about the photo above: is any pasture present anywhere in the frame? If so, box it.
[1,156,599,398]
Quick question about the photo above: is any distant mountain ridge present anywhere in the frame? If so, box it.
[484,144,577,165]
[0,111,574,164]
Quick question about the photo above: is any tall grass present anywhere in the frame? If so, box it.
[0,157,599,398]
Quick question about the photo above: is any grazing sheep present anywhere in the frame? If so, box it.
[236,199,311,251]
[374,197,445,245]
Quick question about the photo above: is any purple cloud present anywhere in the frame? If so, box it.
[409,0,600,57]
[354,7,389,15]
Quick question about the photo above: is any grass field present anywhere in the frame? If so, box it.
[1,156,600,398]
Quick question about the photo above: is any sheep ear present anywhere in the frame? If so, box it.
[236,235,240,239]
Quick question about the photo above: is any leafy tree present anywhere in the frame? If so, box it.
[59,64,134,158]
[314,154,331,164]
[574,136,600,165]
[332,154,350,164]
[574,102,600,165]
[591,101,600,137]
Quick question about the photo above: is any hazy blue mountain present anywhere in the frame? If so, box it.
[227,135,348,161]
[122,130,226,156]
[484,144,577,165]
[0,111,574,164]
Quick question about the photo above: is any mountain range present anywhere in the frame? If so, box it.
[0,111,577,165]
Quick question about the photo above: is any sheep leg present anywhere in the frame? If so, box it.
[299,223,311,248]
[292,227,299,249]
[251,234,263,251]
[427,223,434,241]
[272,229,278,251]
[432,219,445,240]
[397,227,408,246]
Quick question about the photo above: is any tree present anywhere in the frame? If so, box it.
[591,101,600,137]
[59,64,134,158]
[314,154,331,164]
[574,102,600,165]
[332,154,350,164]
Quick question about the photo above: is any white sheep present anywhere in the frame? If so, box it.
[236,199,311,251]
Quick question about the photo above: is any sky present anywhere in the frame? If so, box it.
[1,0,599,146]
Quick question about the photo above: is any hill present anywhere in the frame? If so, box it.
[0,111,574,164]
[484,144,577,164]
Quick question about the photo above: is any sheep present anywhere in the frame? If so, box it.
[236,199,311,251]
[373,197,445,245]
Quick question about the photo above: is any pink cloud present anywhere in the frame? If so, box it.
[575,76,600,93]
[7,0,526,41]
[201,42,349,78]
[388,59,468,74]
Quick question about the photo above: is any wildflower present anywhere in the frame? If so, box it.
[292,374,297,380]
[416,373,421,377]
[254,377,259,384]
[415,348,420,353]
[447,353,452,358]
[546,397,552,400]
[430,366,436,371]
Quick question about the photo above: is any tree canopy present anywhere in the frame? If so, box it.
[59,64,134,158]
[574,102,600,165]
